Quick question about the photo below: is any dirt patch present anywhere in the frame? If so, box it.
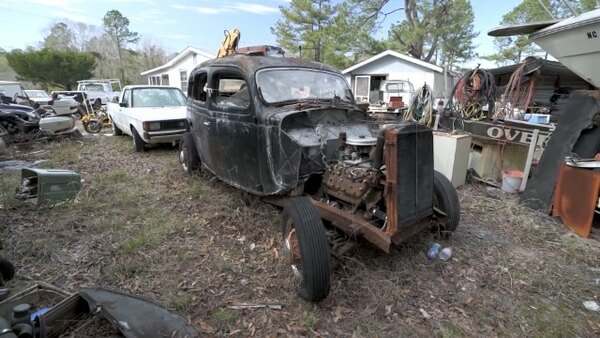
[1,133,599,337]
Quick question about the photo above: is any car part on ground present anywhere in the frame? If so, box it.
[0,283,198,338]
[15,168,81,205]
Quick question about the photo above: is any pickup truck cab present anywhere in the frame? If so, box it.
[108,85,188,152]
[77,79,121,109]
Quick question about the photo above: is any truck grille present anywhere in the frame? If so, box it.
[160,120,185,130]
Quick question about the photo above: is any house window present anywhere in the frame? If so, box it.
[148,75,161,85]
[180,70,188,93]
[192,53,197,65]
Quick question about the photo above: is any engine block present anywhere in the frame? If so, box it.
[323,163,382,208]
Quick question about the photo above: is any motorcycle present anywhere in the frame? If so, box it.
[82,106,111,134]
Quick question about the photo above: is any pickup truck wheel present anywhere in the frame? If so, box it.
[179,133,201,175]
[432,170,460,237]
[132,128,145,152]
[0,258,15,283]
[281,197,331,302]
[112,120,123,136]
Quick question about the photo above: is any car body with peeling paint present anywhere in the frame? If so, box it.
[178,55,460,302]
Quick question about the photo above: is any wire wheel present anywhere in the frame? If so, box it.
[281,197,331,302]
[84,120,102,133]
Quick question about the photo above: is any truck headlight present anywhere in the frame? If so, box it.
[178,121,186,128]
[143,122,161,131]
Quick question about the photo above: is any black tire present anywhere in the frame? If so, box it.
[281,197,330,302]
[112,119,123,136]
[179,133,201,175]
[132,128,145,152]
[0,258,15,283]
[84,120,102,133]
[432,171,460,235]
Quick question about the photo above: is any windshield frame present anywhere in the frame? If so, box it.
[255,67,355,106]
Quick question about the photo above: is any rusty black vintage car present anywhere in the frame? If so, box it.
[178,55,460,301]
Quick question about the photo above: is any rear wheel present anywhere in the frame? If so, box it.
[132,128,145,152]
[179,133,201,175]
[432,171,460,236]
[281,197,330,302]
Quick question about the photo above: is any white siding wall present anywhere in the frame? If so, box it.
[346,55,459,102]
[349,55,434,91]
[144,53,211,92]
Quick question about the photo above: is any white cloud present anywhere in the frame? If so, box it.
[194,7,226,14]
[171,2,278,15]
[24,0,81,8]
[226,3,278,14]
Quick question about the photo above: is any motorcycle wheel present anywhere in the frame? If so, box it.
[84,120,102,133]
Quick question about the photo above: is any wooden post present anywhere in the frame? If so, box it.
[520,129,539,191]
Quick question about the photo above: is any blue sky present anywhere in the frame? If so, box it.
[0,0,520,66]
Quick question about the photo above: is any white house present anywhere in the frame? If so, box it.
[140,46,213,94]
[342,50,457,104]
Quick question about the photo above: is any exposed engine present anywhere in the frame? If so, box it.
[322,134,385,219]
[321,123,435,230]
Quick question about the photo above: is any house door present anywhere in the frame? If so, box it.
[354,75,371,103]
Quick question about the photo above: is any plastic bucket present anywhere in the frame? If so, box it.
[501,169,523,193]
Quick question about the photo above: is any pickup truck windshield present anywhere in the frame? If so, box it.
[256,69,354,104]
[84,84,105,92]
[131,87,186,108]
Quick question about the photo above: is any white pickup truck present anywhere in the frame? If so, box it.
[107,85,188,152]
[77,79,121,109]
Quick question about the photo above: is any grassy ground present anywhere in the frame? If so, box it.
[1,131,599,337]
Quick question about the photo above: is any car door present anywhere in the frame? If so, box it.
[205,68,262,193]
[188,70,213,167]
[118,89,131,133]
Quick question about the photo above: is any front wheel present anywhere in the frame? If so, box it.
[112,119,123,136]
[132,128,145,152]
[432,170,460,236]
[84,120,102,133]
[281,197,331,302]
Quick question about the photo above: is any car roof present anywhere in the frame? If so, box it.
[123,85,182,90]
[191,55,339,77]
